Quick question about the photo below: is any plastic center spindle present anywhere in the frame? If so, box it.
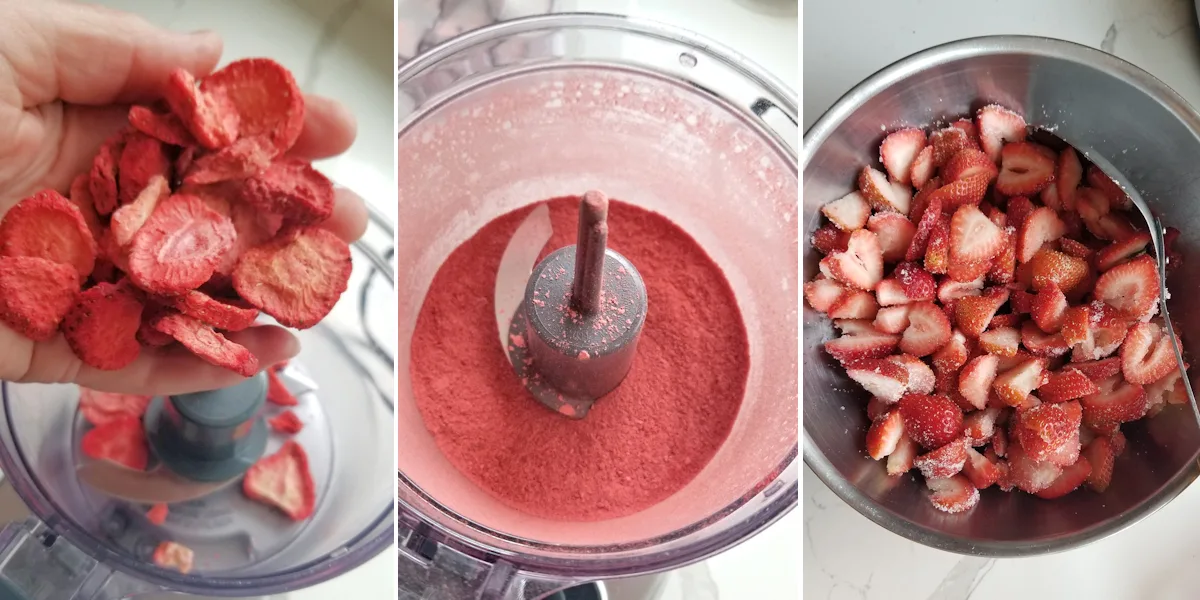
[506,191,648,419]
[144,372,270,482]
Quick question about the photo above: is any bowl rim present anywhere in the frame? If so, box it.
[802,34,1200,557]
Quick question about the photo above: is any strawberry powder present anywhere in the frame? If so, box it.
[409,196,749,521]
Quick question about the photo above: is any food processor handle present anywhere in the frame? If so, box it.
[0,520,156,600]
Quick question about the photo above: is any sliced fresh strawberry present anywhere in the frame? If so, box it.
[914,437,969,478]
[985,203,1008,228]
[1040,180,1061,211]
[1146,363,1189,408]
[1071,304,1131,362]
[81,417,149,471]
[1016,207,1066,264]
[976,104,1027,162]
[923,213,951,274]
[995,350,1039,373]
[992,357,1044,406]
[1039,368,1099,403]
[910,146,935,189]
[963,408,1001,446]
[996,142,1055,196]
[812,225,850,255]
[823,332,900,362]
[858,165,911,214]
[1071,357,1122,380]
[952,119,981,147]
[992,427,1010,457]
[893,261,936,300]
[880,128,927,185]
[1056,147,1083,210]
[1083,436,1116,492]
[1060,305,1090,346]
[1094,254,1159,318]
[1058,237,1093,260]
[987,229,1017,284]
[867,213,917,263]
[1076,186,1110,224]
[932,329,972,375]
[822,191,871,231]
[959,354,1000,410]
[820,229,885,291]
[927,474,980,513]
[955,290,1009,337]
[927,173,992,212]
[888,354,937,395]
[909,179,941,228]
[948,205,1004,270]
[875,279,914,306]
[866,410,906,459]
[1121,321,1177,384]
[941,147,1000,184]
[834,319,880,336]
[1081,380,1147,427]
[897,393,963,449]
[1011,290,1035,314]
[828,290,879,319]
[887,434,920,476]
[873,305,912,334]
[804,277,846,313]
[989,313,1024,330]
[947,258,992,284]
[867,397,891,421]
[1003,196,1033,228]
[1030,248,1089,294]
[1014,401,1082,465]
[1034,455,1092,499]
[1096,232,1151,272]
[963,446,1002,489]
[937,276,985,305]
[978,326,1020,357]
[1006,442,1062,494]
[1086,165,1132,210]
[930,126,970,166]
[900,301,952,357]
[1022,321,1070,357]
[1031,282,1068,333]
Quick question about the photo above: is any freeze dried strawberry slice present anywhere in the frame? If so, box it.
[866,410,905,459]
[202,58,306,156]
[1095,232,1151,272]
[873,305,911,333]
[79,388,152,427]
[0,190,98,280]
[910,146,935,189]
[110,175,169,248]
[959,354,999,410]
[267,369,299,406]
[804,278,845,313]
[1031,282,1068,333]
[899,301,952,357]
[898,393,963,449]
[81,417,148,471]
[976,104,1027,162]
[184,136,275,185]
[1014,401,1082,465]
[828,291,878,319]
[979,326,1020,357]
[996,142,1055,196]
[152,541,194,574]
[821,191,870,231]
[1034,455,1092,499]
[243,440,316,520]
[240,160,337,225]
[1021,321,1070,358]
[146,503,169,526]
[1056,147,1083,210]
[129,106,197,147]
[128,194,236,296]
[62,282,143,370]
[1038,368,1099,403]
[1015,207,1064,265]
[117,133,171,206]
[89,134,124,216]
[857,166,911,214]
[845,358,910,403]
[268,410,305,434]
[172,291,259,331]
[1030,249,1089,294]
[812,224,850,255]
[927,474,979,513]
[1094,254,1159,318]
[0,257,79,341]
[1086,165,1132,210]
[164,68,240,150]
[1081,380,1147,427]
[992,357,1044,406]
[1006,442,1062,494]
[867,213,916,263]
[914,437,968,478]
[887,434,920,476]
[1121,321,1177,384]
[963,446,1002,489]
[880,128,927,185]
[153,313,259,376]
[954,290,1008,338]
[948,205,1004,268]
[233,227,352,329]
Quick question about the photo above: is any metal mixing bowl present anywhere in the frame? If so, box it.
[803,35,1200,556]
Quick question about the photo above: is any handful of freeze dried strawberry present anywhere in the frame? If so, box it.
[806,104,1190,513]
[0,59,352,376]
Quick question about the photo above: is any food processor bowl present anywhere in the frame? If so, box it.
[803,35,1200,556]
[0,210,396,598]
[398,13,797,599]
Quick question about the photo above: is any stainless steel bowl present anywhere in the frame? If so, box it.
[803,35,1200,556]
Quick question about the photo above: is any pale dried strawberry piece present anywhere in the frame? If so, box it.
[129,106,197,147]
[0,190,98,280]
[866,410,905,459]
[243,440,316,520]
[0,257,79,341]
[172,290,259,331]
[89,133,124,216]
[845,358,910,403]
[1038,368,1099,403]
[821,191,870,231]
[79,387,152,427]
[153,313,258,376]
[1094,254,1159,318]
[267,369,299,406]
[202,58,306,156]
[858,165,911,214]
[828,290,878,319]
[867,212,916,263]
[996,142,1055,196]
[914,437,968,478]
[1121,321,1177,385]
[992,357,1044,406]
[927,474,979,513]
[240,160,336,225]
[898,393,963,449]
[81,417,148,471]
[1056,147,1083,210]
[164,68,240,150]
[976,104,1027,162]
[803,278,845,313]
[880,128,927,185]
[268,410,305,434]
[959,354,999,410]
[873,305,911,334]
[812,224,850,255]
[128,194,236,296]
[1096,232,1151,272]
[146,503,169,526]
[152,541,194,574]
[110,175,170,248]
[887,354,936,395]
[232,227,352,329]
[979,326,1020,357]
[62,282,143,370]
[184,136,275,185]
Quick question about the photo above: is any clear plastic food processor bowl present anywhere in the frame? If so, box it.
[0,212,396,599]
[398,14,798,599]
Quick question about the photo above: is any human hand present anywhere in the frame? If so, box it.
[0,1,369,395]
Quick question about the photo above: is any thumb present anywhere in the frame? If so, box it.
[4,2,223,106]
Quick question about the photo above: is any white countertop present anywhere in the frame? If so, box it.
[804,1,1200,598]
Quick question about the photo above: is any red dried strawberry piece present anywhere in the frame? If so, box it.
[69,173,104,241]
[858,165,911,214]
[887,434,920,476]
[89,134,124,216]
[164,68,240,150]
[1081,380,1147,427]
[1086,165,1132,210]
[992,357,1044,406]
[146,503,169,526]
[152,313,259,376]
[268,410,305,435]
[129,106,197,147]
[927,474,980,513]
[845,358,910,403]
[128,194,236,296]
[117,133,171,207]
[1056,147,1083,210]
[0,190,98,280]
[62,282,143,370]
[267,369,299,406]
[872,305,910,333]
[1121,321,1177,385]
[0,256,79,341]
[233,227,352,329]
[152,541,194,574]
[979,326,1020,357]
[910,146,935,189]
[996,142,1055,196]
[963,446,1002,489]
[880,128,927,185]
[867,213,916,263]
[1030,248,1089,294]
[202,58,306,156]
[954,289,1009,338]
[804,278,845,313]
[1094,254,1159,318]
[976,104,1027,162]
[81,417,148,471]
[959,354,999,410]
[1038,368,1099,403]
[79,388,152,427]
[821,191,870,231]
[110,175,170,248]
[1034,455,1092,499]
[914,437,968,478]
[172,291,259,332]
[866,410,905,459]
[898,393,963,449]
[243,440,316,520]
[1083,436,1117,492]
[1014,401,1082,465]
[184,136,275,185]
[241,160,337,226]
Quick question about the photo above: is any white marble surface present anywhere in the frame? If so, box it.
[804,0,1200,598]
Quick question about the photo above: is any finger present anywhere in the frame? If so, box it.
[38,104,129,193]
[22,325,299,397]
[7,2,223,106]
[287,95,357,161]
[327,187,370,242]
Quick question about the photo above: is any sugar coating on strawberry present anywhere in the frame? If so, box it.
[910,146,935,189]
[1094,255,1159,318]
[866,410,905,459]
[1120,321,1176,385]
[893,262,936,300]
[914,437,968,479]
[804,278,845,313]
[1017,207,1066,264]
[976,104,1027,162]
[958,354,999,410]
[927,474,980,513]
[858,165,912,215]
[906,195,943,261]
[1034,455,1092,499]
[898,393,963,449]
[0,190,98,280]
[1014,401,1082,465]
[233,226,353,329]
[242,440,316,520]
[152,313,259,377]
[62,282,144,370]
[1039,368,1099,403]
[822,191,871,231]
[845,358,910,403]
[812,224,850,255]
[879,128,927,185]
[867,212,916,263]
[128,194,236,296]
[887,353,936,395]
[996,142,1056,196]
[0,257,80,341]
[979,326,1020,358]
[887,434,920,476]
